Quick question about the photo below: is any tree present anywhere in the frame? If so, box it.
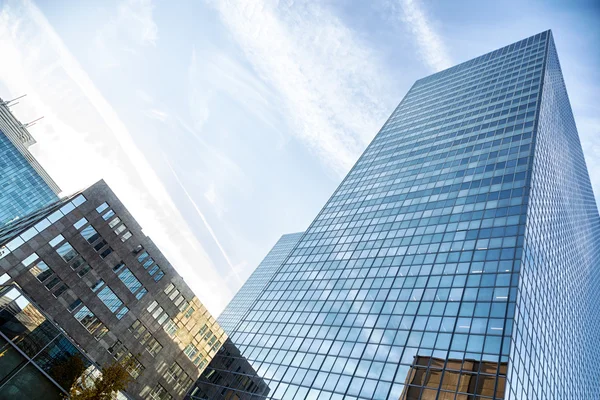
[49,354,87,393]
[68,357,134,400]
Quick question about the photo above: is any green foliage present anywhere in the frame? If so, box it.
[49,354,86,392]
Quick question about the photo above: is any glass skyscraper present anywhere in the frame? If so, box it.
[187,31,600,400]
[0,99,60,226]
[218,232,303,333]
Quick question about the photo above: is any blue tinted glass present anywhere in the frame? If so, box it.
[189,31,600,400]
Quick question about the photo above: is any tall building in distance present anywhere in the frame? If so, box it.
[218,232,303,333]
[186,31,600,400]
[0,98,60,226]
[0,180,226,400]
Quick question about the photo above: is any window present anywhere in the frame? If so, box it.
[77,265,91,277]
[53,283,68,298]
[129,320,147,338]
[154,270,165,282]
[59,202,75,215]
[157,313,168,325]
[100,247,113,259]
[108,217,121,229]
[184,344,198,360]
[49,234,64,247]
[108,340,127,360]
[74,306,102,334]
[136,288,147,300]
[22,253,39,267]
[30,260,53,282]
[116,306,129,320]
[168,289,179,301]
[72,194,87,207]
[152,306,164,320]
[125,354,144,379]
[114,225,127,235]
[147,301,158,313]
[44,276,61,290]
[90,279,104,292]
[102,210,115,221]
[164,363,183,383]
[93,240,107,251]
[132,244,144,254]
[137,252,149,262]
[117,268,142,294]
[164,283,175,295]
[184,307,195,319]
[142,258,154,269]
[68,299,82,313]
[81,225,100,244]
[94,325,109,340]
[73,217,88,230]
[97,286,123,313]
[148,265,159,276]
[164,319,178,337]
[96,202,109,213]
[149,383,171,400]
[178,301,189,313]
[70,257,86,271]
[145,337,162,357]
[113,262,126,273]
[173,295,184,307]
[56,242,78,262]
[120,231,132,242]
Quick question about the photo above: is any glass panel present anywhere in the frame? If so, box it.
[73,217,88,230]
[102,210,115,221]
[96,202,109,213]
[97,286,123,313]
[108,217,121,229]
[56,243,78,262]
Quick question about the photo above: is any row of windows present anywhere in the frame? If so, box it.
[107,340,145,379]
[113,262,147,300]
[209,34,546,400]
[129,320,163,357]
[0,193,86,255]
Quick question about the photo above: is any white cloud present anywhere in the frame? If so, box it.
[0,0,232,314]
[206,0,395,176]
[143,108,169,122]
[95,0,158,67]
[163,156,242,284]
[392,0,452,72]
[187,47,281,134]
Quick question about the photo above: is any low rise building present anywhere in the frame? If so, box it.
[0,180,226,400]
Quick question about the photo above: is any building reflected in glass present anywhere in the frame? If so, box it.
[192,30,600,400]
[187,338,270,400]
[398,356,507,400]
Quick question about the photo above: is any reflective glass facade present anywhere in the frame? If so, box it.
[506,35,600,400]
[0,284,96,399]
[188,31,600,400]
[0,102,59,226]
[218,232,303,333]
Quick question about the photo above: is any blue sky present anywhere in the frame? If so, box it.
[0,0,598,315]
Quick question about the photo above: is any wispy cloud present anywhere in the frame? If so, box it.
[164,156,242,284]
[95,0,158,67]
[0,0,231,314]
[393,0,452,72]
[206,0,395,176]
[187,47,281,134]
